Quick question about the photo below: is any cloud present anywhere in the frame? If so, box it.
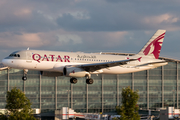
[144,14,178,24]
[0,32,50,48]
[58,11,90,20]
[56,34,82,45]
[142,14,180,31]
[1,0,180,61]
[0,1,57,33]
[55,0,180,32]
[14,8,32,17]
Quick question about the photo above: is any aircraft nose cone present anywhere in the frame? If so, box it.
[2,58,8,66]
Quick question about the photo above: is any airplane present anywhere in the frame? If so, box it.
[2,29,168,84]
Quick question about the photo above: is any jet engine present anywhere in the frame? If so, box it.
[63,67,89,78]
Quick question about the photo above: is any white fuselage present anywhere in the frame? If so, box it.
[2,50,167,75]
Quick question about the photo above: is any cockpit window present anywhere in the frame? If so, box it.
[9,54,20,57]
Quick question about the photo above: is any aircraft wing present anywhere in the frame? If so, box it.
[73,59,137,72]
[134,61,168,68]
[0,67,9,71]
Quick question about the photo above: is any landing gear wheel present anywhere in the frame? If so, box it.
[22,69,28,81]
[22,76,27,81]
[86,78,93,84]
[70,77,78,84]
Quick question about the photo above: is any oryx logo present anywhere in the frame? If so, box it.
[72,70,75,73]
[143,32,165,59]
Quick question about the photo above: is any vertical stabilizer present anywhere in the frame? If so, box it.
[136,29,166,59]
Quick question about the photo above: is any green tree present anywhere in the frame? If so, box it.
[115,86,140,120]
[0,87,37,120]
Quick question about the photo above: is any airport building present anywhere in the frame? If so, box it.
[0,53,180,113]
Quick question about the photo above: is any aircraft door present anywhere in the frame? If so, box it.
[26,51,32,63]
[26,51,39,69]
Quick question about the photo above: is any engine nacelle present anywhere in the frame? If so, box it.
[53,63,65,73]
[40,71,63,77]
[63,67,89,78]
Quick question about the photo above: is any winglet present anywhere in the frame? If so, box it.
[137,29,166,59]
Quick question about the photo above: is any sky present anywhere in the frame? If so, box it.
[1,0,180,61]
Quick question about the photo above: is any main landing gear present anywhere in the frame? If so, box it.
[85,74,93,84]
[70,77,78,84]
[22,69,28,81]
[70,74,94,84]
[86,78,93,84]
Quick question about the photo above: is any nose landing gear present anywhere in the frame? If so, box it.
[22,69,28,81]
[22,76,27,81]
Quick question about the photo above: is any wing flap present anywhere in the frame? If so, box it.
[134,61,168,68]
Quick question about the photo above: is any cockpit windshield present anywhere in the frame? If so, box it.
[9,54,20,57]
